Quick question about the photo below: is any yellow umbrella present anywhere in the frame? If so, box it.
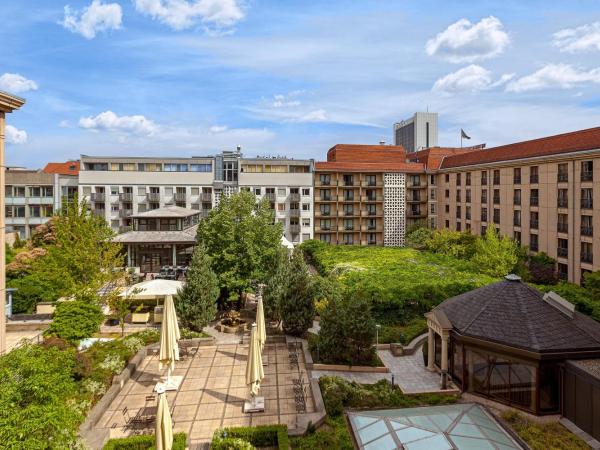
[155,391,173,450]
[245,323,264,399]
[159,295,181,387]
[256,296,267,351]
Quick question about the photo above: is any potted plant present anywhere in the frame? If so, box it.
[131,303,150,324]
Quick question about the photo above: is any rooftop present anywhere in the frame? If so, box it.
[130,206,200,219]
[316,143,424,173]
[43,161,80,176]
[433,277,600,353]
[441,126,600,169]
[112,225,198,244]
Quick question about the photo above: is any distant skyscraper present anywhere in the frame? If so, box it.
[394,112,438,152]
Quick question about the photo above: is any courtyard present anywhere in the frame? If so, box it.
[95,341,316,448]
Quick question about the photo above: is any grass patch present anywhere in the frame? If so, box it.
[501,411,588,450]
[290,416,354,450]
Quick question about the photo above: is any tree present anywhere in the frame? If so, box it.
[175,244,219,331]
[583,270,600,299]
[471,226,519,277]
[317,291,376,365]
[406,227,434,249]
[45,296,105,344]
[107,286,142,337]
[425,229,478,259]
[280,249,315,336]
[262,246,290,325]
[196,190,283,302]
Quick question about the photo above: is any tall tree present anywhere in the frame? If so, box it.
[471,226,519,277]
[280,249,315,336]
[196,190,283,301]
[175,244,219,331]
[263,246,290,325]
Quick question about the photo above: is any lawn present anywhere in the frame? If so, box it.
[302,242,497,325]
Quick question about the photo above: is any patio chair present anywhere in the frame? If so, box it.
[122,407,145,430]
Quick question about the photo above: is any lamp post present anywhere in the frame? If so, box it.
[375,324,381,348]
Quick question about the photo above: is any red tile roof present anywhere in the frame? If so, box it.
[326,144,407,163]
[407,147,477,170]
[42,161,80,175]
[441,126,600,169]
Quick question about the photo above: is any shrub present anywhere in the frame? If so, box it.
[290,416,354,450]
[45,300,104,344]
[471,226,519,277]
[212,425,288,450]
[406,227,433,249]
[281,249,315,337]
[212,437,256,450]
[528,252,557,284]
[319,376,457,416]
[378,318,428,345]
[425,229,478,259]
[103,432,187,450]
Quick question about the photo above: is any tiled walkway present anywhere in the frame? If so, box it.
[95,343,314,449]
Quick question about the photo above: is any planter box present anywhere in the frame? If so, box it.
[217,321,248,334]
[36,302,56,315]
[312,363,389,373]
[131,312,150,323]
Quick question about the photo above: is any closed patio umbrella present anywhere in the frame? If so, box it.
[245,323,264,407]
[155,390,173,450]
[256,296,266,351]
[159,294,181,389]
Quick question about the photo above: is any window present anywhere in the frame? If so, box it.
[581,161,593,181]
[430,175,436,185]
[343,218,354,231]
[343,204,354,216]
[367,218,377,230]
[481,171,487,185]
[445,220,450,228]
[430,189,436,200]
[513,210,521,227]
[530,166,539,184]
[445,189,449,198]
[466,172,471,186]
[530,189,539,206]
[302,188,310,196]
[28,186,41,197]
[320,189,331,201]
[581,215,593,236]
[557,214,568,233]
[481,226,487,236]
[302,203,310,211]
[110,186,119,195]
[466,206,471,220]
[456,221,461,231]
[366,204,377,215]
[29,205,41,217]
[558,189,568,208]
[320,234,331,243]
[513,168,521,184]
[557,238,568,258]
[530,233,538,252]
[343,234,353,245]
[558,263,568,280]
[445,204,450,213]
[456,205,461,219]
[513,189,521,205]
[493,208,500,224]
[530,211,539,229]
[365,175,376,186]
[302,218,310,227]
[514,231,521,245]
[581,188,593,209]
[481,189,487,203]
[320,219,331,230]
[320,204,330,216]
[466,189,471,203]
[430,203,436,214]
[481,207,488,222]
[277,188,286,197]
[493,189,500,204]
[445,174,450,183]
[456,190,461,202]
[581,242,593,264]
[190,163,212,172]
[110,163,135,171]
[456,173,461,186]
[320,174,331,185]
[343,174,354,186]
[558,163,568,182]
[493,170,500,185]
[344,189,354,201]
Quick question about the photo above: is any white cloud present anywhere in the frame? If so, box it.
[59,120,71,128]
[62,0,122,39]
[0,73,38,94]
[426,16,510,63]
[298,109,327,123]
[209,125,227,132]
[271,91,303,108]
[78,111,158,135]
[553,22,600,53]
[133,0,244,31]
[5,125,28,144]
[432,65,514,93]
[506,64,600,92]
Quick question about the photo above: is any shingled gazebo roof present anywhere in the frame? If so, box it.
[433,276,600,354]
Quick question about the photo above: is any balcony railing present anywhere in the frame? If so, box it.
[557,247,568,258]
[342,180,355,187]
[513,218,521,226]
[361,180,378,187]
[90,193,105,202]
[174,192,186,202]
[530,197,539,207]
[581,198,593,209]
[119,209,133,218]
[119,193,133,202]
[557,222,568,233]
[201,192,212,202]
[318,179,331,186]
[581,226,594,237]
[146,192,160,202]
[264,193,276,202]
[582,253,594,264]
[558,172,568,182]
[319,210,331,216]
[289,224,301,233]
[343,210,355,216]
[530,220,539,229]
[557,199,568,208]
[581,171,593,182]
[530,174,539,184]
[514,176,521,184]
[289,209,300,217]
[289,193,301,202]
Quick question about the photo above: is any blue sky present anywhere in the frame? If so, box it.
[2,0,600,168]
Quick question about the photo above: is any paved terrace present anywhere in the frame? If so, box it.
[95,342,315,449]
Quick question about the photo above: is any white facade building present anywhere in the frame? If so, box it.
[394,112,438,152]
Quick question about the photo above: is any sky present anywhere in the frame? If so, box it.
[2,0,600,168]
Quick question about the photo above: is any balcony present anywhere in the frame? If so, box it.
[407,196,422,203]
[264,193,276,202]
[530,174,539,184]
[557,222,568,233]
[361,180,379,187]
[530,197,539,207]
[342,196,355,202]
[407,209,426,218]
[362,210,378,217]
[513,219,521,227]
[557,199,568,208]
[558,173,568,182]
[493,177,500,185]
[342,180,355,187]
[201,192,213,202]
[581,171,593,182]
[289,193,301,202]
[581,198,593,209]
[200,210,210,218]
[320,196,333,202]
[343,210,356,217]
[316,178,331,186]
[289,224,301,233]
[318,210,331,217]
[146,192,160,202]
[174,192,186,202]
[119,209,133,218]
[91,193,105,202]
[582,226,593,237]
[289,209,300,217]
[363,196,383,202]
[581,253,594,264]
[530,220,539,229]
[119,193,133,202]
[557,247,568,258]
[343,225,354,231]
[93,208,105,217]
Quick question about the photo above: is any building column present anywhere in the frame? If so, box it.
[127,245,132,267]
[427,327,435,371]
[172,244,177,266]
[441,334,449,372]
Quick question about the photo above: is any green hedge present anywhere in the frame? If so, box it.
[212,425,288,450]
[103,432,187,450]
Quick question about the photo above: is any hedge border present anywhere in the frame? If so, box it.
[211,424,289,449]
[102,432,187,450]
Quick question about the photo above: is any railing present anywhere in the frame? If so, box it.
[493,177,500,185]
[530,174,539,184]
[581,252,593,264]
[514,176,521,184]
[289,193,301,202]
[91,193,105,202]
[146,193,160,202]
[558,173,568,182]
[530,220,538,229]
[289,209,300,217]
[343,210,355,216]
[361,181,378,187]
[201,193,213,202]
[581,171,593,182]
[581,198,593,209]
[557,248,568,258]
[342,180,355,187]
[318,211,331,216]
[119,193,133,202]
[493,196,500,205]
[320,196,332,201]
[557,199,568,208]
[581,226,593,237]
[264,193,276,202]
[289,224,301,233]
[530,197,539,207]
[557,222,568,233]
[174,192,186,202]
[119,209,133,218]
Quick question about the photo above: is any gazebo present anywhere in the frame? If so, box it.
[425,274,600,416]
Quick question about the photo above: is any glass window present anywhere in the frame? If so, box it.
[278,188,286,197]
[190,163,212,172]
[137,186,146,195]
[302,188,310,196]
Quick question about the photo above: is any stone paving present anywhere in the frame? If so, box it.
[95,342,314,449]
